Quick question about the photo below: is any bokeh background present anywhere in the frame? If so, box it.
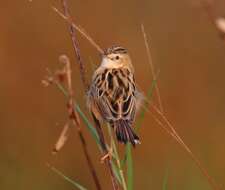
[1,0,225,189]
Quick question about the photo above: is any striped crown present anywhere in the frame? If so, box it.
[104,45,128,55]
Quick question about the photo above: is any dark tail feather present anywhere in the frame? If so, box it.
[114,120,140,146]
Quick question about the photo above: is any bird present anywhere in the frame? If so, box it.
[87,45,142,146]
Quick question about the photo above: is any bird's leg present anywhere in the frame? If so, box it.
[101,123,116,163]
[91,113,119,189]
[101,123,117,163]
[101,142,113,163]
[91,113,112,162]
[92,117,114,163]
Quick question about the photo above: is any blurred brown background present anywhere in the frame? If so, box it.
[1,0,225,189]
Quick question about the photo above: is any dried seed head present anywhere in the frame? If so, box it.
[215,17,225,34]
[55,69,66,83]
[41,76,54,87]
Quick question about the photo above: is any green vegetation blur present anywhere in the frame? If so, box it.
[0,0,225,189]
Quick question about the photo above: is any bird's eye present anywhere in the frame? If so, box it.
[115,56,120,60]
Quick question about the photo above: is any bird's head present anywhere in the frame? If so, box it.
[100,46,133,71]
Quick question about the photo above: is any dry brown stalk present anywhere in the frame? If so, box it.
[150,104,222,190]
[149,110,177,139]
[60,0,88,91]
[93,118,120,190]
[141,24,164,113]
[142,24,221,190]
[52,121,70,154]
[59,54,102,190]
[58,1,119,189]
[52,6,104,55]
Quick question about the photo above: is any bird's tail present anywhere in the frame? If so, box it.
[113,120,140,146]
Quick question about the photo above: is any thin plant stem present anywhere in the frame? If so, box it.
[52,6,104,54]
[93,118,120,190]
[59,55,102,190]
[52,121,70,153]
[126,144,133,190]
[47,163,87,190]
[141,24,164,113]
[142,24,221,190]
[108,126,127,190]
[151,104,221,190]
[61,0,88,91]
[58,2,119,189]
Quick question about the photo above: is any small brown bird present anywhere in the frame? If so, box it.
[87,46,142,146]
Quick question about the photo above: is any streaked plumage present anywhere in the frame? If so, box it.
[87,46,141,146]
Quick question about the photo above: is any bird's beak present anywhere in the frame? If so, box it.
[102,50,108,56]
[102,53,110,60]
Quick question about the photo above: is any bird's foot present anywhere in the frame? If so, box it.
[100,147,113,163]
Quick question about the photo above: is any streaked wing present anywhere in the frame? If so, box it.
[89,68,137,124]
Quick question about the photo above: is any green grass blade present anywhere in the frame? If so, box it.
[126,143,133,190]
[124,79,157,190]
[111,160,123,185]
[53,82,100,147]
[120,153,127,169]
[49,165,87,190]
[108,126,127,189]
[55,82,69,97]
[107,127,122,185]
[75,105,100,146]
[135,78,157,131]
[162,167,169,190]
